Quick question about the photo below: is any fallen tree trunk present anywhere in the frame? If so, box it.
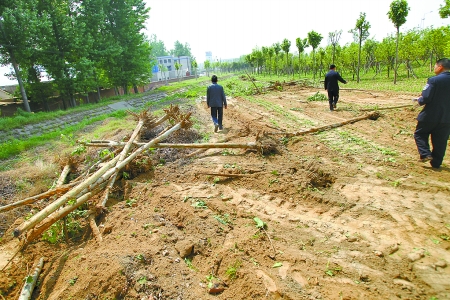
[195,172,252,177]
[14,155,121,238]
[56,165,71,187]
[99,118,145,210]
[74,148,123,181]
[360,104,413,111]
[18,257,44,300]
[89,116,190,192]
[25,184,106,242]
[83,141,258,149]
[286,112,380,137]
[15,109,191,240]
[88,211,103,243]
[0,182,78,213]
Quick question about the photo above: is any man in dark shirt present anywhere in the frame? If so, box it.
[414,58,450,169]
[207,75,227,132]
[324,64,347,111]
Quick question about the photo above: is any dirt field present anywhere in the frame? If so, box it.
[1,83,450,300]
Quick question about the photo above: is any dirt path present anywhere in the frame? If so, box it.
[1,85,449,299]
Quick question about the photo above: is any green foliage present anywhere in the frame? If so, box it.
[307,91,328,102]
[272,262,283,268]
[387,0,410,28]
[214,214,232,225]
[253,217,267,229]
[440,0,450,18]
[192,200,208,209]
[41,210,83,244]
[225,260,241,280]
[184,258,197,270]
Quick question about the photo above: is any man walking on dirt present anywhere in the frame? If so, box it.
[324,64,347,111]
[207,74,227,132]
[414,58,450,169]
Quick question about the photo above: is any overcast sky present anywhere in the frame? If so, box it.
[1,0,449,86]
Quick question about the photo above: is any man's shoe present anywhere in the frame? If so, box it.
[420,156,433,162]
[214,124,219,132]
[333,103,337,109]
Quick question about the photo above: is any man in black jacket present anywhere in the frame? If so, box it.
[414,58,450,169]
[324,64,347,111]
[207,75,227,132]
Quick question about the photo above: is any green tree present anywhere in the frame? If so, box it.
[387,0,410,84]
[376,35,396,78]
[350,12,371,83]
[295,38,308,77]
[267,47,274,75]
[272,42,281,76]
[281,38,291,75]
[440,0,450,18]
[204,60,211,76]
[37,0,80,108]
[170,40,193,60]
[0,0,38,112]
[192,60,198,79]
[307,30,323,81]
[328,30,342,64]
[76,0,113,103]
[102,0,151,95]
[149,34,168,56]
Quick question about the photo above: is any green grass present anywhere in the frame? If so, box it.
[316,130,398,158]
[0,91,161,131]
[0,110,127,160]
[243,95,315,127]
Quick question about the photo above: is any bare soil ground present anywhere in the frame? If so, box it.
[1,84,450,300]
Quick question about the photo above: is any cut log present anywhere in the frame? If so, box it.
[18,257,44,300]
[15,109,191,240]
[14,155,121,238]
[286,112,380,137]
[25,184,106,242]
[56,165,71,187]
[74,147,123,181]
[88,211,103,243]
[360,104,413,111]
[83,141,258,149]
[89,116,190,192]
[99,118,145,210]
[195,172,252,177]
[0,182,78,213]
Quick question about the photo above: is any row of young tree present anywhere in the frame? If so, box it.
[244,0,450,84]
[0,0,153,112]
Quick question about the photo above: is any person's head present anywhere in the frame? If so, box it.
[329,64,336,70]
[434,58,450,75]
[211,75,218,83]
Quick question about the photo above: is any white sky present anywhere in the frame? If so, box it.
[1,0,449,86]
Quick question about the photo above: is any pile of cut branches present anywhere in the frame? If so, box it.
[3,106,192,246]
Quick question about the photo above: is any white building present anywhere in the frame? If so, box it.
[205,51,213,62]
[152,55,192,82]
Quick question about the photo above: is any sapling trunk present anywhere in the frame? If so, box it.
[14,155,121,237]
[18,257,44,300]
[84,141,258,149]
[288,112,380,137]
[99,119,144,209]
[0,182,78,213]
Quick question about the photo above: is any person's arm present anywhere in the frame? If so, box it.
[206,86,211,108]
[418,78,435,106]
[222,87,227,109]
[338,73,347,84]
[324,76,328,90]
